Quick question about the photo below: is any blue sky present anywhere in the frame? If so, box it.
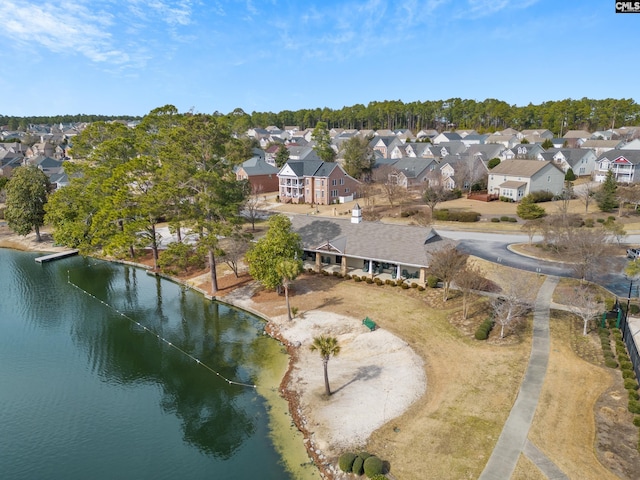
[0,0,637,117]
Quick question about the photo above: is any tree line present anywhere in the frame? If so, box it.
[5,97,639,137]
[237,97,640,135]
[0,114,140,131]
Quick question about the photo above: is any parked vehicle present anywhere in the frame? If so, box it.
[627,248,640,259]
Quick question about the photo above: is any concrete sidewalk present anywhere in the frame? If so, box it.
[479,276,568,480]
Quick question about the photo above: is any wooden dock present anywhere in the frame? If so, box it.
[35,250,79,263]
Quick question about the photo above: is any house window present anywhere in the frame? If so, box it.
[321,180,325,186]
[547,175,551,182]
[306,178,310,184]
[306,188,309,196]
[332,179,337,186]
[340,178,344,185]
[345,188,350,193]
[331,189,338,197]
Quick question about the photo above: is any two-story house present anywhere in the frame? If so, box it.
[277,161,360,205]
[540,148,597,176]
[593,150,640,183]
[487,159,565,201]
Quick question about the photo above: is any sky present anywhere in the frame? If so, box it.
[0,0,638,117]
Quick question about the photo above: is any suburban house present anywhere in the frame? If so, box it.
[487,159,565,201]
[288,207,456,283]
[485,134,519,149]
[520,129,554,143]
[504,143,545,160]
[540,148,597,176]
[387,157,438,189]
[562,130,592,148]
[369,136,403,158]
[432,132,462,144]
[580,139,625,156]
[235,153,280,193]
[593,150,640,183]
[277,160,360,205]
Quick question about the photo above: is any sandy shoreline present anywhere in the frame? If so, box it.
[1,226,426,479]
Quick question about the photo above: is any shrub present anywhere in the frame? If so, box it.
[605,358,618,368]
[290,306,299,317]
[491,217,501,223]
[411,282,418,288]
[433,209,480,222]
[634,416,640,428]
[352,456,365,475]
[345,274,352,280]
[620,361,634,370]
[630,390,640,402]
[338,452,357,473]
[584,218,595,227]
[623,369,637,379]
[529,190,555,203]
[363,456,384,478]
[374,278,383,285]
[354,276,362,282]
[517,195,547,219]
[332,271,339,276]
[357,452,372,460]
[625,378,638,390]
[631,304,640,315]
[500,216,511,222]
[366,278,374,284]
[427,275,439,288]
[396,278,404,287]
[597,218,605,224]
[629,399,640,415]
[417,285,425,291]
[385,279,393,286]
[401,283,409,289]
[475,318,494,340]
[499,196,514,203]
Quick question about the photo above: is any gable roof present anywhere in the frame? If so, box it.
[490,159,561,177]
[596,149,640,165]
[237,155,279,176]
[287,214,455,267]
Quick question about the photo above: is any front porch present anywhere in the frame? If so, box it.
[302,251,425,284]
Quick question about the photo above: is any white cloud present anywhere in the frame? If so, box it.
[0,0,196,69]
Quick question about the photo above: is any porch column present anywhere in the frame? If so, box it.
[315,252,321,273]
[341,256,347,276]
[419,267,427,286]
[368,260,374,274]
[396,264,402,279]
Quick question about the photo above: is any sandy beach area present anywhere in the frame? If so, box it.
[1,225,426,479]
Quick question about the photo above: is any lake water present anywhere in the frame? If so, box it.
[0,249,312,480]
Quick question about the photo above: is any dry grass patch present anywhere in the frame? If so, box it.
[527,314,622,480]
[512,454,547,480]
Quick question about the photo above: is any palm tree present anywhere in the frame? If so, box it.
[276,258,302,321]
[310,335,340,396]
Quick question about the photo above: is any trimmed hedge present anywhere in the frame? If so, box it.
[433,209,480,222]
[352,456,364,476]
[475,318,494,340]
[363,455,384,478]
[338,452,356,473]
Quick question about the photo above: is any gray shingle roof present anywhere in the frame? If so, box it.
[287,214,455,267]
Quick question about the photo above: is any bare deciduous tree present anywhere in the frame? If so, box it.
[422,178,450,214]
[576,181,596,214]
[220,231,252,277]
[454,264,488,320]
[243,183,265,231]
[492,270,536,338]
[567,285,603,335]
[428,246,469,301]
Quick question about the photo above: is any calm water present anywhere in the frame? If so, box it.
[0,249,294,480]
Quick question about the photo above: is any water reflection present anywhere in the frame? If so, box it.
[67,261,267,459]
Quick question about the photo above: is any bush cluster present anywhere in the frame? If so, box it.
[475,318,494,340]
[432,209,480,222]
[338,451,385,478]
[529,190,555,203]
[499,196,514,203]
[427,275,439,288]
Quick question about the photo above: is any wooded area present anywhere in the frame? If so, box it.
[3,97,639,135]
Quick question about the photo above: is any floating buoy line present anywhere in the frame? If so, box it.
[67,267,256,389]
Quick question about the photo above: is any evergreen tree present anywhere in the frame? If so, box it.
[311,121,336,162]
[516,194,546,220]
[275,144,290,168]
[5,166,50,241]
[596,170,618,212]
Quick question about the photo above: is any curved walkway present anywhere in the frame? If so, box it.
[479,275,568,480]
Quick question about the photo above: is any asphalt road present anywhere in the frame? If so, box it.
[437,229,633,297]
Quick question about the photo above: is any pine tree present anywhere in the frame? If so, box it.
[596,170,618,212]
